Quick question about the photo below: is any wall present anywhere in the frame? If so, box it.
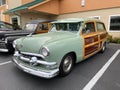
[22,0,34,4]
[0,5,10,22]
[21,12,50,28]
[57,7,120,38]
[59,0,120,14]
[30,0,59,15]
[7,0,21,9]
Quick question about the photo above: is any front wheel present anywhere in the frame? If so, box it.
[59,53,74,77]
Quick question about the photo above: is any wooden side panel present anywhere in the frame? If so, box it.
[100,33,107,40]
[84,34,99,57]
[85,43,99,56]
[85,35,98,45]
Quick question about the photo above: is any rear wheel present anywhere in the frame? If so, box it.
[100,42,106,53]
[59,53,74,77]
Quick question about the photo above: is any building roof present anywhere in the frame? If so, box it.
[4,0,45,14]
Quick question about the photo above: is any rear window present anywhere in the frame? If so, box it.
[96,22,106,31]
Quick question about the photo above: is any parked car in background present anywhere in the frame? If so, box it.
[0,20,52,52]
[0,21,20,31]
[12,18,108,78]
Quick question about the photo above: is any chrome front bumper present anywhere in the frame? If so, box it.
[12,51,59,78]
[0,48,8,52]
[0,41,8,52]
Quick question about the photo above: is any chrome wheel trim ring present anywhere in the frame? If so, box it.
[63,56,73,73]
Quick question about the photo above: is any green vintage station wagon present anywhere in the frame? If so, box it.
[12,18,107,78]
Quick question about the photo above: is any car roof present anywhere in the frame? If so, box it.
[26,20,53,24]
[52,18,101,23]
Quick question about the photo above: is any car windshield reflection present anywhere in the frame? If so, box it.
[50,22,82,33]
[0,23,13,30]
[24,24,37,31]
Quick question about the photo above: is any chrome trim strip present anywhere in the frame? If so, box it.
[5,33,29,36]
[19,55,57,66]
[21,52,45,59]
[12,57,59,78]
[14,51,57,66]
[0,41,6,43]
[0,48,8,52]
[41,46,50,56]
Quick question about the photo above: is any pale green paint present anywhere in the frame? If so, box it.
[14,18,105,71]
[15,31,84,66]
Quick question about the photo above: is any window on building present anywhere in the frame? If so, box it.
[109,15,120,31]
[2,0,6,5]
[11,16,20,29]
[88,16,100,20]
[0,0,6,6]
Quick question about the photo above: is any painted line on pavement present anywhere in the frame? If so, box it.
[83,49,120,90]
[0,61,12,66]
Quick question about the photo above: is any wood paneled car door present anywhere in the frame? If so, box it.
[96,22,107,49]
[82,21,99,58]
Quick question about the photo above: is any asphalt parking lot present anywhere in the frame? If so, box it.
[0,43,120,90]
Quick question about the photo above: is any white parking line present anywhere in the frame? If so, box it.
[83,49,120,90]
[0,61,12,66]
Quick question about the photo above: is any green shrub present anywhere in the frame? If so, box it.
[107,34,112,43]
[112,38,118,43]
[117,39,120,44]
[107,34,120,44]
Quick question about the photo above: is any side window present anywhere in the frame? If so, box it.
[38,23,49,30]
[96,22,106,31]
[42,23,49,30]
[82,22,95,34]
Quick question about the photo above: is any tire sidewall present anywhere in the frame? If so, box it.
[59,53,74,77]
[101,42,106,53]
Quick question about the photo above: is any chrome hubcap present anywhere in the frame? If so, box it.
[102,46,105,51]
[63,56,72,73]
[102,45,106,51]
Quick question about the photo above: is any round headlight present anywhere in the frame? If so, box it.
[41,47,50,57]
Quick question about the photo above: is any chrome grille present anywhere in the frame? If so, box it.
[21,53,43,61]
[0,42,6,49]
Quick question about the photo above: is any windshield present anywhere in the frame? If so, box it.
[0,23,13,30]
[24,24,37,31]
[50,22,81,33]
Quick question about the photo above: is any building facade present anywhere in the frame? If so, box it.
[1,0,120,38]
[0,0,9,22]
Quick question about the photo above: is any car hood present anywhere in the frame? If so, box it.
[18,32,77,53]
[0,30,33,38]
